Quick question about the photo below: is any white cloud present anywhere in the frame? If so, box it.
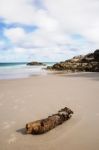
[0,40,6,49]
[1,0,99,44]
[0,0,99,61]
[44,0,99,43]
[4,26,71,48]
[0,0,36,24]
[4,28,26,44]
[0,0,59,31]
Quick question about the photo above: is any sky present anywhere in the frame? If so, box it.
[0,0,99,62]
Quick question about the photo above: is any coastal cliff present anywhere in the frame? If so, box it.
[47,50,99,72]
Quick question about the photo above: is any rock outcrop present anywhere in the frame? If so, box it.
[26,107,73,134]
[94,49,99,61]
[47,50,99,72]
[27,61,46,66]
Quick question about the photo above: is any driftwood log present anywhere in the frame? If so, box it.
[26,107,73,134]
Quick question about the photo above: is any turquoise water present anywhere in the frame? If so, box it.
[0,62,55,67]
[0,62,55,79]
[0,62,26,67]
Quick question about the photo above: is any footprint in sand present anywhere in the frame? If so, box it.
[2,121,16,130]
[2,122,11,129]
[8,134,17,144]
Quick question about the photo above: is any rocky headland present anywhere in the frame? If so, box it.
[47,50,99,72]
[27,61,46,66]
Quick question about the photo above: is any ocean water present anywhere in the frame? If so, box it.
[0,62,55,80]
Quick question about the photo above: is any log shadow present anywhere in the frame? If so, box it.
[16,128,27,135]
[16,127,46,136]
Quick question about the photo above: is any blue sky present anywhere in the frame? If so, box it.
[0,0,99,62]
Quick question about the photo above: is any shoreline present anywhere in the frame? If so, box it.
[0,72,99,150]
[0,69,99,80]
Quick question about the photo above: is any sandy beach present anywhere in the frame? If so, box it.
[0,72,99,150]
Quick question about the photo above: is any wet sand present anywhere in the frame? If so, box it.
[0,72,99,150]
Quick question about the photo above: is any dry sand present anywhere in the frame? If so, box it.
[0,72,99,150]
